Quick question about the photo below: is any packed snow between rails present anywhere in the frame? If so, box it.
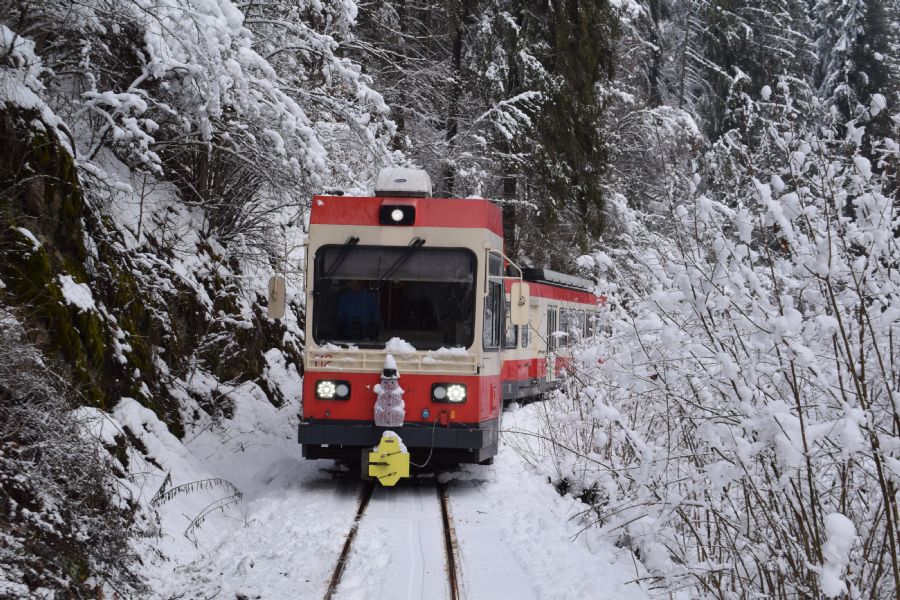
[112,390,650,599]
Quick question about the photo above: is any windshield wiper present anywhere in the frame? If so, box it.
[375,237,425,289]
[322,236,360,280]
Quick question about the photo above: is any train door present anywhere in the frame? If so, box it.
[482,252,504,416]
[557,306,575,376]
[527,297,542,381]
[520,307,530,351]
[546,305,557,382]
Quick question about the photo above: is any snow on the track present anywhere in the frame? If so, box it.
[128,391,649,599]
[334,485,447,600]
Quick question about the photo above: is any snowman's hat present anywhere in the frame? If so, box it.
[382,354,399,379]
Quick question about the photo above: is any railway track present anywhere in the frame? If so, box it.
[323,480,463,600]
[438,482,462,600]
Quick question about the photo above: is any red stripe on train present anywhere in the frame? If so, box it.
[501,358,547,380]
[505,278,605,305]
[303,370,501,424]
[310,195,504,237]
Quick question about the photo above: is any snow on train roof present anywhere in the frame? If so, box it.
[521,268,593,292]
[375,168,432,197]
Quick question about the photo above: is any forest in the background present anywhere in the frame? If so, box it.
[348,0,899,270]
[1,0,899,597]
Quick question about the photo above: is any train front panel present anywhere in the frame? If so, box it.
[298,194,504,464]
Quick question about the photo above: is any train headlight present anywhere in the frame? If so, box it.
[390,208,404,222]
[432,383,467,403]
[317,380,336,399]
[446,384,467,402]
[316,380,351,400]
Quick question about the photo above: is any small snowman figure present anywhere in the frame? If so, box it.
[374,354,405,427]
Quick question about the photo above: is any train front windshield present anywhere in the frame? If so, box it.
[312,245,476,350]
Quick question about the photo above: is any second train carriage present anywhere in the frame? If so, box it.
[290,169,603,467]
[501,268,606,403]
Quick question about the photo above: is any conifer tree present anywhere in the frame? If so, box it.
[353,0,620,270]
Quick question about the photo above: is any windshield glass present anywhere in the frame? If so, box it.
[313,245,476,350]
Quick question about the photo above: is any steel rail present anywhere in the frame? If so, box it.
[438,482,462,600]
[323,481,375,600]
[322,479,463,600]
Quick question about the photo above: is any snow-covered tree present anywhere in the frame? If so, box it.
[2,0,395,249]
[353,0,623,268]
[536,75,900,599]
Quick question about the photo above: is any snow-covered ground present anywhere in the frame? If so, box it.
[119,391,649,599]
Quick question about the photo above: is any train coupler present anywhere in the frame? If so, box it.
[367,431,410,487]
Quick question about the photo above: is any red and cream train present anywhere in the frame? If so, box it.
[291,169,604,467]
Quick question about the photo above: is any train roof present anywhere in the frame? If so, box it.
[521,268,593,292]
[504,269,600,305]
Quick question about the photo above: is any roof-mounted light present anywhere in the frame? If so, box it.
[379,202,416,225]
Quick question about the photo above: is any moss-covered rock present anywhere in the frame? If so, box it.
[0,107,172,417]
[1,106,303,437]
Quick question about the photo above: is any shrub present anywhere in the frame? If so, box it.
[0,308,143,598]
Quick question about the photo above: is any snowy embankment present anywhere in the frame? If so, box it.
[449,404,649,600]
[105,387,648,599]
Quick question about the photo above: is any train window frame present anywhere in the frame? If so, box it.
[547,306,557,351]
[596,310,608,335]
[483,253,503,351]
[311,244,478,350]
[504,299,518,349]
[558,307,570,347]
[521,318,530,348]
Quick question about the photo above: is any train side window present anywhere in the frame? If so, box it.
[578,310,586,337]
[597,310,609,334]
[546,307,557,351]
[504,300,518,348]
[558,308,569,347]
[483,254,502,350]
[483,283,501,349]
